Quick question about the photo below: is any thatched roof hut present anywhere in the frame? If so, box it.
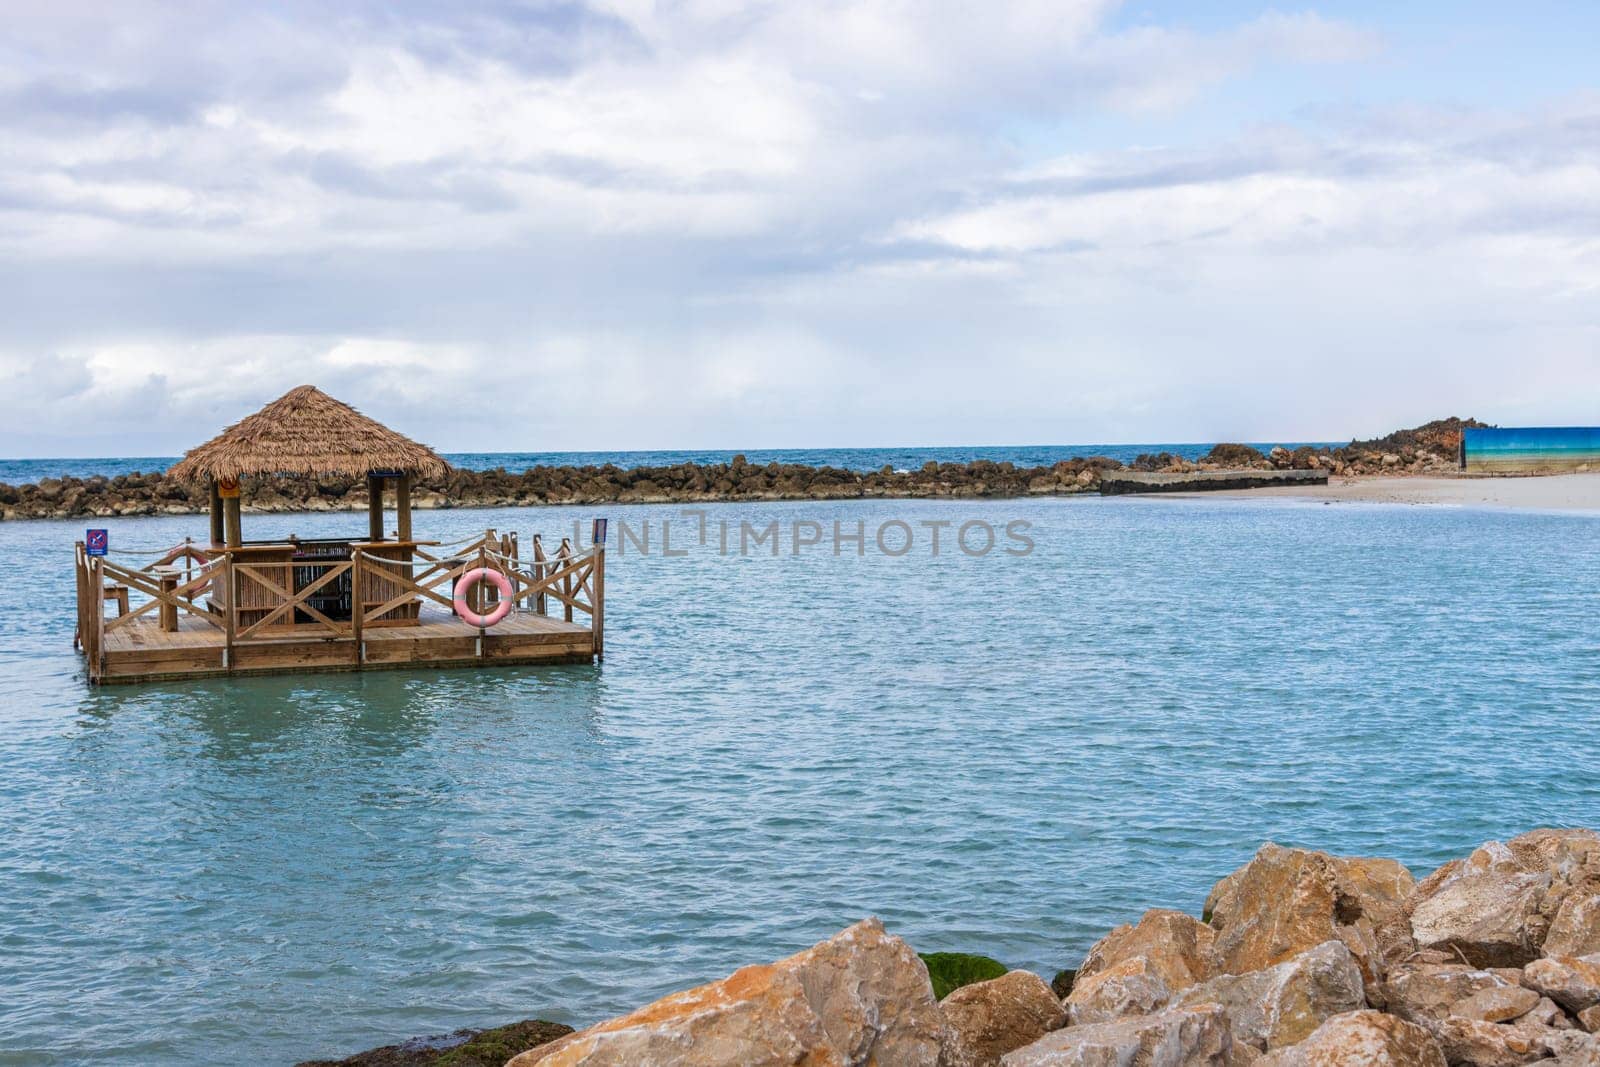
[171,385,449,546]
[168,384,449,483]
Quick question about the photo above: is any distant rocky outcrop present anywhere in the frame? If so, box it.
[318,827,1595,1067]
[1182,416,1490,479]
[0,417,1493,520]
[0,457,1124,521]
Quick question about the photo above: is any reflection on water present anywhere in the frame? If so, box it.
[75,667,607,763]
[2,498,1599,1065]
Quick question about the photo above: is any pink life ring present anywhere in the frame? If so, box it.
[454,567,514,627]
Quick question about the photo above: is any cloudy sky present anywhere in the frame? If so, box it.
[2,1,1597,457]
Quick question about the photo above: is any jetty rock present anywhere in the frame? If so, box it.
[1408,829,1600,968]
[1065,908,1216,1024]
[507,917,944,1066]
[307,828,1600,1067]
[1255,1011,1446,1067]
[1204,842,1416,996]
[999,1004,1238,1066]
[1171,940,1367,1052]
[939,970,1067,1067]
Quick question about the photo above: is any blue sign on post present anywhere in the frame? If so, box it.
[86,529,109,557]
[592,518,608,546]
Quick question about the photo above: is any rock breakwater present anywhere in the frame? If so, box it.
[0,419,1483,521]
[308,827,1600,1066]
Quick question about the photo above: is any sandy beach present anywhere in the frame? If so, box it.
[1173,472,1600,511]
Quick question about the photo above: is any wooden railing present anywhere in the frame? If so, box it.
[231,560,354,639]
[100,556,225,635]
[74,528,606,680]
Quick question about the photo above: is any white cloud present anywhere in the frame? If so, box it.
[0,3,1595,456]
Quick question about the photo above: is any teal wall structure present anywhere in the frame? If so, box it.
[1463,427,1600,472]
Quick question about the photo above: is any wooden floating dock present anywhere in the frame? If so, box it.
[76,531,604,684]
[1099,469,1330,495]
[94,602,594,684]
[72,385,605,685]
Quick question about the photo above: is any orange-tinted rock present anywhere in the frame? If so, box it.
[1532,1030,1600,1064]
[1065,956,1173,1025]
[1547,892,1600,959]
[1449,984,1540,1023]
[1255,1011,1446,1066]
[939,970,1067,1067]
[510,918,942,1066]
[1522,955,1600,1015]
[1409,869,1549,968]
[1513,995,1576,1033]
[1409,830,1600,967]
[1174,941,1366,1051]
[1066,909,1214,1024]
[511,962,834,1066]
[1206,844,1414,990]
[1077,909,1216,990]
[999,1004,1236,1066]
[1430,1016,1547,1066]
[1381,963,1520,1024]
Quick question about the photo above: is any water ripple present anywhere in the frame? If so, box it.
[0,498,1597,1064]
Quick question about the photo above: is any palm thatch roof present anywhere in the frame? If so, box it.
[167,385,450,482]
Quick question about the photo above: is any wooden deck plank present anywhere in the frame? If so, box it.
[97,601,593,683]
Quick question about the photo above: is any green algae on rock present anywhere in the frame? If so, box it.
[920,951,1010,1000]
[295,1019,573,1067]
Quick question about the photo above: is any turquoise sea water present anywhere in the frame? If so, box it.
[3,495,1599,1064]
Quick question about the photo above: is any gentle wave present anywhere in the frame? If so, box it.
[0,497,1596,1064]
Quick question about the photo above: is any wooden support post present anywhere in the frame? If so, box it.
[395,473,412,542]
[224,495,242,548]
[209,481,225,546]
[480,529,498,613]
[222,555,236,672]
[592,546,604,662]
[532,535,547,616]
[87,555,105,681]
[561,539,574,624]
[368,474,385,542]
[158,571,179,632]
[351,549,364,667]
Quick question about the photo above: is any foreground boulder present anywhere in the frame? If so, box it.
[1547,894,1600,960]
[1409,859,1549,969]
[1408,829,1600,967]
[1256,1011,1446,1066]
[509,918,942,1066]
[939,970,1067,1067]
[1206,844,1415,994]
[1521,955,1600,1015]
[460,831,1600,1067]
[999,1004,1236,1066]
[1538,1032,1600,1064]
[1173,940,1366,1051]
[1382,963,1529,1025]
[1449,985,1541,1023]
[1065,908,1215,1024]
[1427,1014,1563,1067]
